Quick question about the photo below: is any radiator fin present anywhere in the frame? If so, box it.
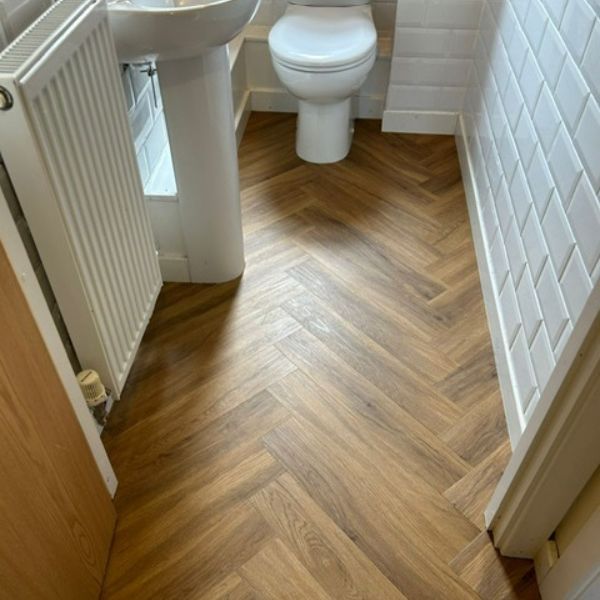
[0,0,87,74]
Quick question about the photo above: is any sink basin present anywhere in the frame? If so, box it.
[108,0,259,283]
[108,0,259,61]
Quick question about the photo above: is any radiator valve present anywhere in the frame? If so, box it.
[77,369,113,428]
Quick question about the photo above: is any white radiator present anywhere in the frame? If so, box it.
[0,0,161,395]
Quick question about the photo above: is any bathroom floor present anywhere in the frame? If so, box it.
[101,113,540,599]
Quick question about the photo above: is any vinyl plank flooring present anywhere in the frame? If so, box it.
[239,539,333,600]
[105,344,296,458]
[263,418,480,600]
[281,292,463,434]
[112,390,291,511]
[441,390,508,467]
[286,259,459,385]
[275,329,470,492]
[102,503,272,600]
[444,441,512,529]
[266,371,479,555]
[450,532,540,599]
[107,446,283,586]
[102,114,537,599]
[250,473,406,600]
[196,574,260,600]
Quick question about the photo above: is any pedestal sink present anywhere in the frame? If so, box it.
[108,0,259,282]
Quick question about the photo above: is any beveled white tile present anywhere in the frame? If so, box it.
[559,249,593,322]
[535,261,570,348]
[527,147,556,217]
[522,207,549,283]
[542,193,576,277]
[567,175,600,274]
[560,0,596,62]
[574,97,600,191]
[509,328,537,413]
[530,325,555,391]
[505,218,528,284]
[533,85,562,153]
[510,165,534,231]
[547,126,584,206]
[554,57,591,134]
[517,267,543,344]
[500,278,522,345]
[581,21,600,100]
[537,22,568,90]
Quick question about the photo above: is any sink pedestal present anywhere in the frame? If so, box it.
[157,46,245,283]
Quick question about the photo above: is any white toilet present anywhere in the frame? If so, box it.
[268,0,377,163]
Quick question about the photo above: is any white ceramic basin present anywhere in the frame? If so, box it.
[108,0,259,62]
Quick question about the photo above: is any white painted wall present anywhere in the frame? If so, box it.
[383,0,483,133]
[460,0,600,440]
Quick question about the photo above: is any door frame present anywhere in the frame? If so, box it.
[0,184,117,496]
[485,285,600,559]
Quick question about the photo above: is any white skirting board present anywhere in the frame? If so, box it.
[382,110,458,134]
[158,255,191,282]
[454,115,523,446]
[235,89,252,145]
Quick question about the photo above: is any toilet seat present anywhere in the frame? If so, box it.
[268,6,377,72]
[272,47,376,73]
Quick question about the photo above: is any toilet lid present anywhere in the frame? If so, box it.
[269,6,377,70]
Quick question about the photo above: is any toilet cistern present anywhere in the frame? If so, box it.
[268,0,377,164]
[108,0,260,283]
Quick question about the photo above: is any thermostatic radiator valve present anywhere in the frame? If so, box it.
[77,369,114,428]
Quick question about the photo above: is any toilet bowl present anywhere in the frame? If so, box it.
[268,2,377,163]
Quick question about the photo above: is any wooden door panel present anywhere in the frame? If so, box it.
[0,243,116,600]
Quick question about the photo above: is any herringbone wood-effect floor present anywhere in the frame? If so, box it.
[101,114,540,599]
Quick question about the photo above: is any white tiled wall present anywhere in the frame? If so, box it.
[383,0,483,132]
[462,0,600,435]
[251,0,397,34]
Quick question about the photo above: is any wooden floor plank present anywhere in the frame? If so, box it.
[106,446,283,588]
[239,539,333,600]
[101,114,537,599]
[441,390,508,467]
[275,329,471,492]
[267,371,479,553]
[112,390,290,514]
[263,418,480,600]
[450,532,540,600]
[444,441,512,529]
[286,259,459,385]
[250,473,406,600]
[102,503,273,600]
[281,291,463,433]
[196,573,260,600]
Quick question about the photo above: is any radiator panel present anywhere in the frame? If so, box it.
[0,0,161,393]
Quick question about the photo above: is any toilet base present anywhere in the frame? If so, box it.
[296,98,353,164]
